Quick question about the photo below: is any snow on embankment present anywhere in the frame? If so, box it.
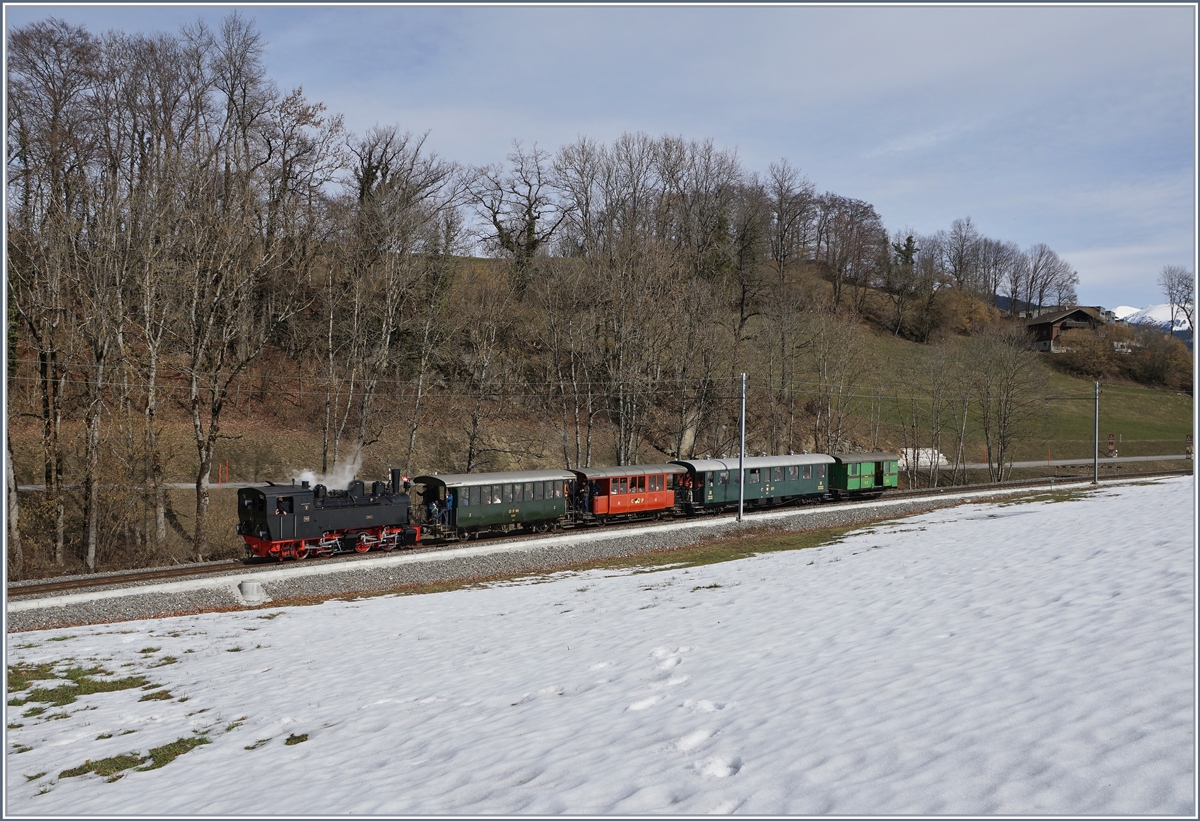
[5,478,1194,815]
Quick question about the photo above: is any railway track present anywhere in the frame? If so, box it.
[8,467,1190,602]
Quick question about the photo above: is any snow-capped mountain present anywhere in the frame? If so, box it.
[1115,303,1191,332]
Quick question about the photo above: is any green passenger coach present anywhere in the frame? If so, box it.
[412,469,575,537]
[670,454,835,510]
[828,453,900,496]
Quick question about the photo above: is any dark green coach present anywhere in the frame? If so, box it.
[412,469,575,536]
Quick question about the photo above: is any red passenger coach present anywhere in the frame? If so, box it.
[570,464,687,520]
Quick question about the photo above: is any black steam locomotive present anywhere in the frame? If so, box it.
[236,468,420,560]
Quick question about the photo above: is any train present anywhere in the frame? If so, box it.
[236,453,900,561]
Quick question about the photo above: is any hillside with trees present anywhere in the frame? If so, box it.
[5,15,1193,578]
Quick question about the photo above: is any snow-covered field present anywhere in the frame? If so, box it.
[5,478,1195,816]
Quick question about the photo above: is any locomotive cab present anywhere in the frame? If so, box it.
[236,486,317,543]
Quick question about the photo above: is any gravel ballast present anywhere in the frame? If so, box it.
[6,480,1111,632]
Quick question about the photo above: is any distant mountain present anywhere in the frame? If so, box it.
[1120,303,1191,332]
[1116,303,1193,350]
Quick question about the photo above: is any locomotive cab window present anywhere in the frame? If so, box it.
[276,496,293,514]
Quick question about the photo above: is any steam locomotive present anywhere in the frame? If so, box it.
[236,453,899,561]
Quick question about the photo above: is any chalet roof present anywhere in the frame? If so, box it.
[1025,307,1101,327]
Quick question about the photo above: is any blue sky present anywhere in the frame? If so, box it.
[5,3,1195,309]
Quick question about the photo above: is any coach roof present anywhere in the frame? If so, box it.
[570,464,687,480]
[412,469,576,488]
[829,452,901,464]
[672,454,836,473]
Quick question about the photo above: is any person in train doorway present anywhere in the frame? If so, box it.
[428,498,439,525]
[442,493,452,525]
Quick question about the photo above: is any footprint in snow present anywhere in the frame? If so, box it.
[649,675,689,690]
[706,798,744,814]
[675,728,713,752]
[694,755,742,778]
[683,699,727,713]
[651,645,691,660]
[628,695,664,711]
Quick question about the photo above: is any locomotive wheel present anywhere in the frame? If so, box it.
[355,535,372,554]
[294,544,310,560]
[380,539,395,552]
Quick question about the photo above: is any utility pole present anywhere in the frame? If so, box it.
[1093,381,1099,485]
[738,373,746,522]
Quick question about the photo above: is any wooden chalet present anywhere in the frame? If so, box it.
[1025,306,1106,352]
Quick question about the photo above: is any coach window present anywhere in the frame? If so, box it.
[788,466,798,481]
[534,482,543,501]
[718,471,729,486]
[773,467,784,482]
[817,466,826,480]
[516,484,525,502]
[616,477,625,494]
[470,486,480,506]
[707,473,714,487]
[802,465,812,480]
[524,482,534,500]
[502,484,512,503]
[748,469,760,484]
[489,485,500,504]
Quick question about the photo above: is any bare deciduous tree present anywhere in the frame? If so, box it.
[966,325,1048,481]
[1158,264,1194,333]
